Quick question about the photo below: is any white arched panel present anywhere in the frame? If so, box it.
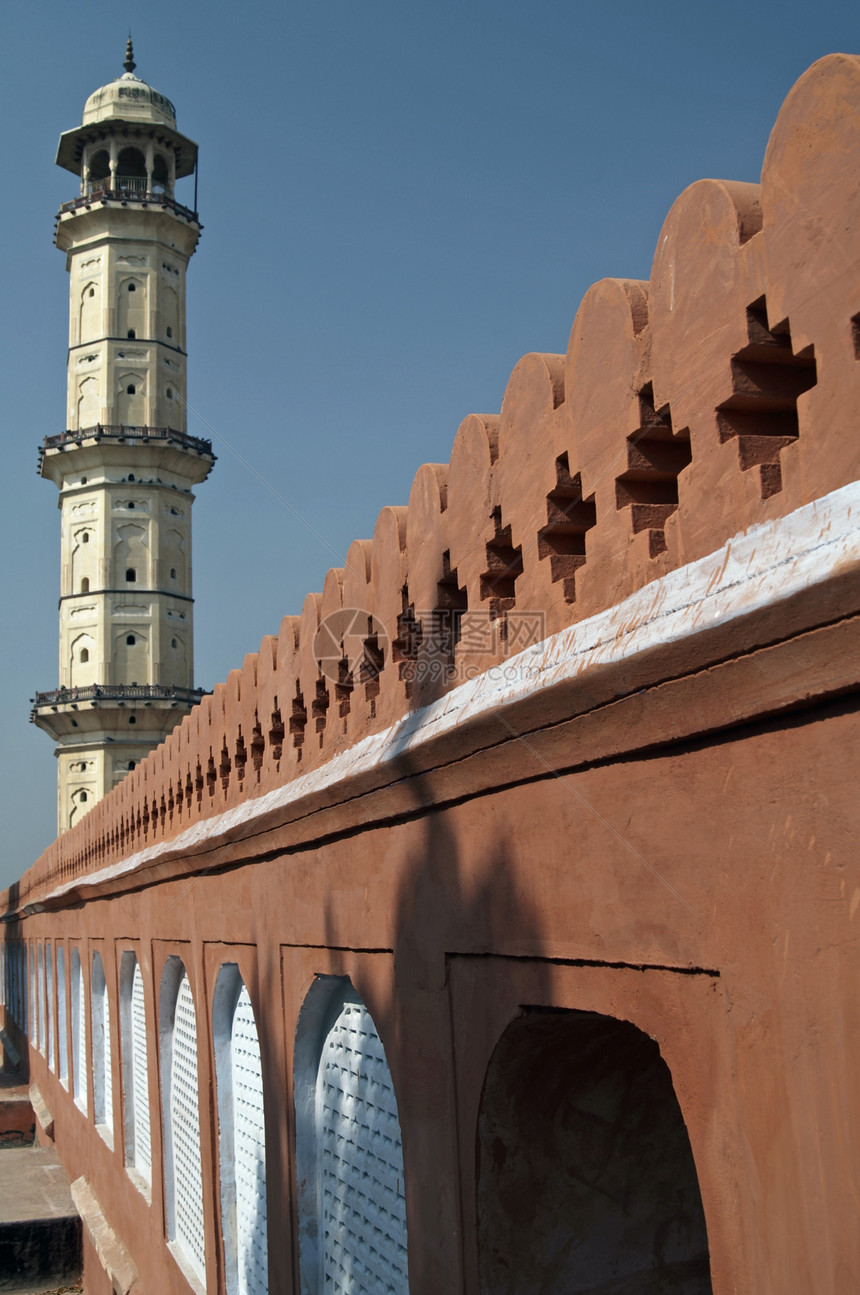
[295,980,409,1295]
[319,1002,409,1293]
[120,952,152,1193]
[91,952,112,1143]
[162,963,206,1288]
[29,944,36,1040]
[71,948,87,1111]
[131,961,152,1182]
[232,987,267,1295]
[214,966,268,1295]
[57,946,68,1086]
[37,943,45,1054]
[104,981,113,1133]
[46,944,55,1071]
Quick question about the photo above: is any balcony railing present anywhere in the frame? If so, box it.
[58,184,198,224]
[86,175,150,194]
[39,424,214,470]
[31,684,208,719]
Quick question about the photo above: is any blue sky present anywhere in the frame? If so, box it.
[1,0,857,887]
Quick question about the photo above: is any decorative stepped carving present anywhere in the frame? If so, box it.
[716,299,817,499]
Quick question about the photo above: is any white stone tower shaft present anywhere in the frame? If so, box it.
[32,45,215,834]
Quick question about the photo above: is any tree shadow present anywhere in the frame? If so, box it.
[386,742,551,1294]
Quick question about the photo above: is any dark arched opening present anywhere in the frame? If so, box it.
[117,147,146,194]
[152,153,170,194]
[477,1010,712,1295]
[89,149,110,186]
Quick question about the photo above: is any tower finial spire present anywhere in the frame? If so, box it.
[124,36,136,75]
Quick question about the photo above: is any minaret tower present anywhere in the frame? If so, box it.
[32,43,215,834]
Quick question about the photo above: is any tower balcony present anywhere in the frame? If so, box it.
[57,180,199,225]
[32,683,207,711]
[30,684,208,741]
[40,423,212,461]
[38,424,216,485]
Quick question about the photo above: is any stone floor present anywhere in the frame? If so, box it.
[0,1044,82,1294]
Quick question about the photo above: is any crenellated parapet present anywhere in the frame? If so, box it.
[11,53,860,909]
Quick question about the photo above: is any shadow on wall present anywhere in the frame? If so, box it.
[2,881,29,1083]
[386,742,554,1291]
[385,737,711,1294]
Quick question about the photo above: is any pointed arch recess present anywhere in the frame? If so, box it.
[294,976,409,1295]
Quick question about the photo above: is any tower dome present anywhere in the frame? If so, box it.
[82,74,177,129]
[81,39,176,128]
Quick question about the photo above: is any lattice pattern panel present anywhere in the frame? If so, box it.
[47,946,55,1071]
[57,948,67,1083]
[232,985,268,1295]
[318,1002,409,1294]
[91,957,107,1126]
[103,979,113,1133]
[131,962,152,1181]
[171,973,206,1283]
[73,953,87,1111]
[38,945,45,1053]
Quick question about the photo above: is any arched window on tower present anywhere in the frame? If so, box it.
[71,634,96,688]
[71,532,94,612]
[76,375,99,430]
[118,370,144,421]
[79,281,100,343]
[162,284,180,347]
[118,282,145,345]
[114,521,146,588]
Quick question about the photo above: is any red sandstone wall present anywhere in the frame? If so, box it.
[3,698,858,1293]
[7,53,860,908]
